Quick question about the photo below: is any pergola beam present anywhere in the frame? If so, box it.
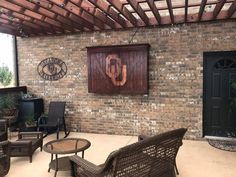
[198,0,207,21]
[185,0,188,22]
[212,0,226,20]
[166,0,174,24]
[86,0,126,28]
[107,0,137,26]
[146,0,161,24]
[127,0,149,25]
[228,0,236,18]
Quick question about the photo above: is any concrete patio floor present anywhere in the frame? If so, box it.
[6,132,236,177]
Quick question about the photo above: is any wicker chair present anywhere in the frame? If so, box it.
[37,102,70,139]
[0,119,8,141]
[0,141,10,177]
[70,128,187,177]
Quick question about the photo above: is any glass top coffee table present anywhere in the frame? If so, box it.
[43,138,91,177]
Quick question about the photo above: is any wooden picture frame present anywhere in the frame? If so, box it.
[87,44,150,94]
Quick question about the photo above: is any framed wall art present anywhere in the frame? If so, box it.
[87,44,150,94]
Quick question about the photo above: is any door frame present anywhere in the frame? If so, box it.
[203,51,236,137]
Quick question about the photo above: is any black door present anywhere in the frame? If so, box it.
[204,51,236,138]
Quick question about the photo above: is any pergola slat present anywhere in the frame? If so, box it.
[107,0,137,26]
[87,0,126,28]
[198,0,207,21]
[166,0,174,24]
[0,0,234,37]
[185,0,188,22]
[30,0,84,31]
[0,0,64,34]
[228,0,236,18]
[48,0,95,30]
[10,0,75,33]
[213,0,226,20]
[127,0,149,25]
[0,6,54,35]
[146,0,161,24]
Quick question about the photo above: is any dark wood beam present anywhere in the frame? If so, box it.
[228,0,236,18]
[0,23,21,36]
[48,0,95,30]
[30,0,83,31]
[146,0,161,24]
[10,0,75,32]
[127,0,149,25]
[185,0,188,22]
[65,0,106,30]
[86,0,126,28]
[75,0,117,29]
[0,0,63,34]
[198,0,207,21]
[212,0,226,20]
[107,0,137,26]
[166,0,174,23]
[0,7,51,35]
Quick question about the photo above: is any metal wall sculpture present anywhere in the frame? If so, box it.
[87,44,149,94]
[37,57,67,81]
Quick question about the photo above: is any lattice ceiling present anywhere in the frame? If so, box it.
[0,0,235,37]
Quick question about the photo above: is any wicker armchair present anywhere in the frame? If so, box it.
[0,141,10,177]
[0,119,8,141]
[70,128,187,177]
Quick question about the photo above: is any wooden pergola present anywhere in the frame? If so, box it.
[0,0,235,37]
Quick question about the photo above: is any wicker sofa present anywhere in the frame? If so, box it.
[0,140,10,177]
[0,119,8,141]
[70,128,187,177]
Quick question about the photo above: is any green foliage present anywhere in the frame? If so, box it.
[25,114,35,126]
[0,65,13,87]
[0,94,16,109]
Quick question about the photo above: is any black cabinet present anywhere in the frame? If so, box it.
[18,98,44,124]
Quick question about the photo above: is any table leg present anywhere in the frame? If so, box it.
[54,154,58,177]
[82,151,84,158]
[48,154,53,172]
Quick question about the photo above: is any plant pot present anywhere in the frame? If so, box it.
[1,108,17,116]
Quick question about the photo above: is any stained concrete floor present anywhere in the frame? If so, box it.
[6,132,236,177]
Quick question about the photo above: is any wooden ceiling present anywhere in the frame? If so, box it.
[0,0,235,37]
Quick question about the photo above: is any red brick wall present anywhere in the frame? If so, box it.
[17,20,236,139]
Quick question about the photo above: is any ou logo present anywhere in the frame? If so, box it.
[37,57,67,81]
[105,54,127,86]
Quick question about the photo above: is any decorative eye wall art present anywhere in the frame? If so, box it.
[87,44,150,94]
[37,57,67,81]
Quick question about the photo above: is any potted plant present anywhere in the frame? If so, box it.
[25,114,36,127]
[0,94,18,116]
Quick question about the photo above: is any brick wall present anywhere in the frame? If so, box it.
[17,20,236,139]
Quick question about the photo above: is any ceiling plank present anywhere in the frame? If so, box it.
[86,0,126,28]
[126,0,149,25]
[228,0,236,18]
[146,0,161,24]
[107,0,137,26]
[166,0,174,24]
[212,0,226,20]
[198,0,207,21]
